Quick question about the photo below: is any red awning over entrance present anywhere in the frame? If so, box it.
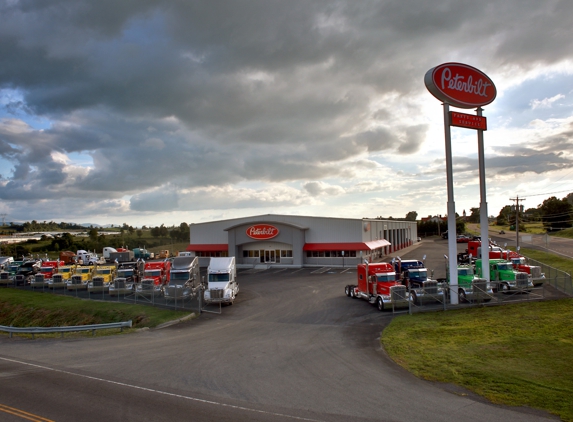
[303,240,391,251]
[186,244,228,252]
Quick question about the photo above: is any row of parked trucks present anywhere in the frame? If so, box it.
[345,242,544,311]
[0,253,240,306]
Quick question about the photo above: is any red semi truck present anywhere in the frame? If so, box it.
[345,262,408,311]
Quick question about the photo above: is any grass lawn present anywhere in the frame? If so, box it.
[0,289,193,338]
[382,299,573,421]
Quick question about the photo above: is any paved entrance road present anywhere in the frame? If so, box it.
[0,240,559,421]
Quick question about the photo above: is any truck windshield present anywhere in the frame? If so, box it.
[209,274,230,282]
[118,269,133,277]
[41,267,54,272]
[171,272,189,281]
[408,269,427,281]
[145,270,161,277]
[97,269,112,274]
[497,263,512,270]
[458,268,473,276]
[78,268,90,273]
[60,267,71,273]
[376,273,396,282]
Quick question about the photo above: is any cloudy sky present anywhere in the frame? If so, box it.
[1,0,573,227]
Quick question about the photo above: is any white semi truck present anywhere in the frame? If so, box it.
[204,257,238,305]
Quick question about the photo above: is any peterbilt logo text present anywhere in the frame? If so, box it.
[440,67,491,98]
[246,224,279,240]
[424,62,496,109]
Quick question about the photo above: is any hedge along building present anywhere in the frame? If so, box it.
[186,214,417,268]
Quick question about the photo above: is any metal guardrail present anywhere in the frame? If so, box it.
[1,320,132,339]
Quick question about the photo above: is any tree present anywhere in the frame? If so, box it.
[468,207,480,223]
[405,211,418,221]
[496,205,512,226]
[136,229,143,238]
[88,228,99,241]
[539,196,573,231]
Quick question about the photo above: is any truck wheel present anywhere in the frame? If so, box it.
[344,285,351,297]
[499,283,509,293]
[376,297,384,311]
[350,287,356,298]
[409,291,418,305]
[458,289,467,303]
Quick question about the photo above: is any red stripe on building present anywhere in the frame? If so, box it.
[186,244,228,252]
[303,240,390,251]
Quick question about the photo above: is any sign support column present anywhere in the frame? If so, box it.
[477,107,490,283]
[443,103,459,304]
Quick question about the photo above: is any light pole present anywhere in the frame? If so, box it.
[342,251,345,268]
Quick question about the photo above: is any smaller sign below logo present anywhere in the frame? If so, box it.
[450,111,487,130]
[246,224,279,240]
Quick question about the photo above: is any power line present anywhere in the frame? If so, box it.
[521,188,573,199]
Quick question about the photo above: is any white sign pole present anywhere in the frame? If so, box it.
[477,107,490,283]
[443,103,459,304]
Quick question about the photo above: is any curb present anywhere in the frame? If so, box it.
[154,312,196,329]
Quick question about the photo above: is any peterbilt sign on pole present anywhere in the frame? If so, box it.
[424,62,496,305]
[424,62,497,108]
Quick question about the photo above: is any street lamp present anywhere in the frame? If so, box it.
[342,250,345,268]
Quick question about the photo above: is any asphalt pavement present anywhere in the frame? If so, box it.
[0,241,562,421]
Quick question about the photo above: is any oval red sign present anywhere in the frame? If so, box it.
[424,62,496,109]
[246,224,279,240]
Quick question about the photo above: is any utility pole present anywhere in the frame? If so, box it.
[510,196,525,250]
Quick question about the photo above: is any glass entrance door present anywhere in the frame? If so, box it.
[264,250,276,263]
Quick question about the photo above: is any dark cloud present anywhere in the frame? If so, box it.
[0,0,572,224]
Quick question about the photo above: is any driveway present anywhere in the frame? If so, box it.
[0,241,559,421]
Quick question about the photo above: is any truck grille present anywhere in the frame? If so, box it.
[530,266,542,278]
[92,277,104,287]
[71,275,83,284]
[15,274,25,283]
[0,272,9,280]
[140,279,154,291]
[516,272,529,288]
[53,274,63,283]
[35,274,45,284]
[390,285,407,301]
[209,289,224,299]
[114,280,126,289]
[423,280,438,295]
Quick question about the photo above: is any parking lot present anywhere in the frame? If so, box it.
[1,237,565,421]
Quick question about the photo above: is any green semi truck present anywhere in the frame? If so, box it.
[443,262,493,303]
[475,258,533,293]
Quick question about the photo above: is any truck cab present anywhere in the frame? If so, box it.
[346,262,408,311]
[48,265,74,289]
[394,259,442,305]
[136,260,171,297]
[444,264,493,303]
[508,255,545,287]
[88,265,117,293]
[67,265,94,290]
[31,260,63,288]
[204,257,238,305]
[164,256,201,301]
[475,258,532,293]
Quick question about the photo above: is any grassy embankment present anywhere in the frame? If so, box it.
[382,247,573,421]
[0,289,193,338]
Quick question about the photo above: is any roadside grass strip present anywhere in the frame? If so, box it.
[382,298,573,421]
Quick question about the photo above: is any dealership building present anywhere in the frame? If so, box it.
[186,214,417,268]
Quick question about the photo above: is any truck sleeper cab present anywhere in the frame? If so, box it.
[164,256,201,301]
[204,257,238,305]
